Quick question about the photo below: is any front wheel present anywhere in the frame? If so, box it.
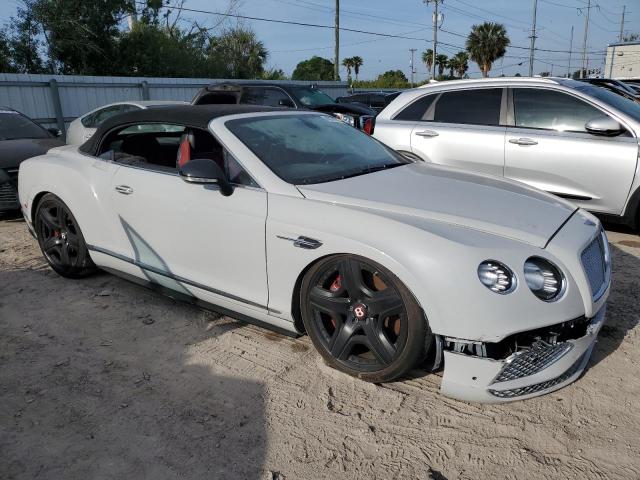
[34,193,95,278]
[301,255,431,383]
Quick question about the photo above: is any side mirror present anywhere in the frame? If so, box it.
[585,116,625,136]
[47,127,62,137]
[179,159,233,196]
[278,98,295,108]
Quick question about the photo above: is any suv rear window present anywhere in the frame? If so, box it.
[433,88,502,126]
[394,95,436,121]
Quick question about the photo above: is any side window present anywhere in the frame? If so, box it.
[433,88,503,126]
[370,94,386,108]
[92,105,126,127]
[223,150,259,187]
[98,123,185,172]
[513,88,604,133]
[241,87,292,107]
[394,95,436,121]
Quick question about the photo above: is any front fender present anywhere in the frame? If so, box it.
[266,194,588,342]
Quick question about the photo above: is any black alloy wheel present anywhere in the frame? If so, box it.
[301,255,430,383]
[35,193,95,278]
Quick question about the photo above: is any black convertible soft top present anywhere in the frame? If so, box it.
[79,104,286,155]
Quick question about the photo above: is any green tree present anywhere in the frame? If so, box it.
[261,68,287,80]
[0,29,15,72]
[23,0,133,75]
[342,57,354,82]
[466,22,510,78]
[351,56,363,81]
[292,56,335,81]
[374,69,409,88]
[117,22,209,77]
[5,6,46,73]
[210,28,268,78]
[452,51,469,78]
[422,48,433,74]
[435,54,448,77]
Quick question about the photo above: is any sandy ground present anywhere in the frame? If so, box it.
[1,216,640,480]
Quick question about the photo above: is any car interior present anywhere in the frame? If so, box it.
[98,123,256,186]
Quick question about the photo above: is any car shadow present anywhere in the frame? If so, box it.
[1,261,269,479]
[589,242,640,367]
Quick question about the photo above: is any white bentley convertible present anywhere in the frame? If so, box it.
[18,104,611,403]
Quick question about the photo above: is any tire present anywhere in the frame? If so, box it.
[34,193,95,278]
[301,254,431,383]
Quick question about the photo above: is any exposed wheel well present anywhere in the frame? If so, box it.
[290,254,337,334]
[30,191,51,224]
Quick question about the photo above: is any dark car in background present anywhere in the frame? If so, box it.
[191,82,377,132]
[335,91,401,114]
[577,78,640,103]
[0,107,64,213]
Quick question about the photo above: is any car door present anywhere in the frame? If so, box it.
[106,123,269,312]
[410,87,506,177]
[505,87,638,215]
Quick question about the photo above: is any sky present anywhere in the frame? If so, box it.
[0,0,637,80]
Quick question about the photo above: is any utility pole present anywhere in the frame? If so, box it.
[580,0,591,79]
[619,5,626,42]
[568,26,573,78]
[334,0,339,81]
[409,48,417,85]
[424,0,442,81]
[528,0,538,77]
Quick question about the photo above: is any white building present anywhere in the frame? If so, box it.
[604,41,640,79]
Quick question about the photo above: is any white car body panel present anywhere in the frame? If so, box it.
[18,110,611,402]
[374,77,640,220]
[66,101,188,145]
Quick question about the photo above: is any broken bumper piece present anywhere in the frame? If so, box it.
[440,305,606,403]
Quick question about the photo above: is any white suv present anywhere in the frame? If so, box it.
[374,77,640,229]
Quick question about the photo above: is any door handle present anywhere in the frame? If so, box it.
[115,185,133,195]
[415,129,439,137]
[509,137,538,146]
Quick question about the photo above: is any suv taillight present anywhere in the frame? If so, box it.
[363,117,374,135]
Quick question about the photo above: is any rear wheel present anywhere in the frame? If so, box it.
[34,194,95,278]
[301,254,431,383]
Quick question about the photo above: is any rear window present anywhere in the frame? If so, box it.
[433,88,503,126]
[0,111,49,140]
[394,95,436,121]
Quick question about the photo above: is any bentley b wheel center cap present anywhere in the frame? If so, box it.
[353,303,368,320]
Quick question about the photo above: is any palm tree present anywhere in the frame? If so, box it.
[342,57,354,82]
[422,49,433,75]
[435,54,448,77]
[465,22,510,78]
[453,51,469,78]
[351,56,363,81]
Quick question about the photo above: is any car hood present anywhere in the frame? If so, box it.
[298,163,577,248]
[0,137,64,169]
[309,102,376,116]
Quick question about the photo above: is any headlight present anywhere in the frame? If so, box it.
[333,113,355,126]
[477,261,516,294]
[524,257,565,301]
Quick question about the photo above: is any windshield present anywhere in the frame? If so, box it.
[0,111,49,140]
[225,114,409,185]
[289,87,335,107]
[573,83,640,123]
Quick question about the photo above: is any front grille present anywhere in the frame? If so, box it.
[0,181,19,209]
[489,352,586,399]
[492,341,573,384]
[581,231,609,300]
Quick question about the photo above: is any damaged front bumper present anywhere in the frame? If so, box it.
[440,305,606,403]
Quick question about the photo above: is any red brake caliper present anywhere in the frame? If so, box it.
[329,275,342,329]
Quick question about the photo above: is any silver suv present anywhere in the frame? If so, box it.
[374,77,640,229]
